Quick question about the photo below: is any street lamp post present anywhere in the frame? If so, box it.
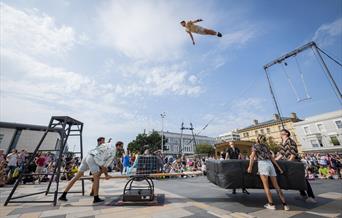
[160,112,166,154]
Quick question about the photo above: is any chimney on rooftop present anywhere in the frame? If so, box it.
[253,119,259,125]
[273,114,280,121]
[290,112,297,120]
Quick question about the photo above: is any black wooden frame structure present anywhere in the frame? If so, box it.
[4,116,84,206]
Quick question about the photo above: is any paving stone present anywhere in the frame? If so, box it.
[183,206,221,218]
[8,206,59,216]
[249,208,302,218]
[290,212,326,218]
[19,212,41,218]
[1,176,341,218]
[151,208,193,218]
[43,215,66,218]
[318,192,342,200]
[230,212,255,218]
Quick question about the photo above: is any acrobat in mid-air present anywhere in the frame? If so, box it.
[180,19,222,45]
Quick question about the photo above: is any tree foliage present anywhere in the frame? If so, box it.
[267,137,280,153]
[195,143,214,155]
[128,131,167,154]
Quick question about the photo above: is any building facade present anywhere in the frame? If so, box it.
[293,110,342,153]
[216,131,240,143]
[237,113,302,151]
[158,131,215,155]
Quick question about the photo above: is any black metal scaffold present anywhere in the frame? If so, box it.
[4,116,84,206]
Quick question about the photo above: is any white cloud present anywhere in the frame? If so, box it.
[0,3,77,58]
[1,2,261,150]
[96,1,184,59]
[313,18,342,47]
[220,28,256,49]
[105,59,202,96]
[199,98,268,136]
[95,0,226,60]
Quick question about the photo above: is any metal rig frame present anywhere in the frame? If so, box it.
[263,41,342,128]
[179,122,197,155]
[4,116,84,206]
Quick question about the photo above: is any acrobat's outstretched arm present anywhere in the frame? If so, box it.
[187,31,195,45]
[192,19,203,23]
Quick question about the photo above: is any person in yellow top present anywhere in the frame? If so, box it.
[180,19,222,45]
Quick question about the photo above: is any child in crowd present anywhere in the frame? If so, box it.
[319,165,329,179]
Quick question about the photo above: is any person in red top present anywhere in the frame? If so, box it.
[35,153,46,183]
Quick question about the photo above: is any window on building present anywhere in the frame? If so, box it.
[318,139,324,147]
[303,126,310,135]
[310,140,319,148]
[335,120,342,129]
[266,128,271,134]
[0,134,3,146]
[330,136,341,146]
[317,123,325,132]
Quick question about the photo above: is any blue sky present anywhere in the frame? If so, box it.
[1,0,341,152]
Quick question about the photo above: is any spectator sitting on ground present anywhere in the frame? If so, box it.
[22,158,37,184]
[307,168,315,180]
[67,161,78,180]
[319,165,329,179]
[328,165,337,179]
[0,150,7,187]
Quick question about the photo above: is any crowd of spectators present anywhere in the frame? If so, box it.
[0,148,208,187]
[218,146,342,180]
[118,149,208,176]
[0,148,81,187]
[300,153,341,180]
[2,146,339,188]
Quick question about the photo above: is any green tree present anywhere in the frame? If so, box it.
[267,137,280,153]
[128,131,167,154]
[195,143,214,156]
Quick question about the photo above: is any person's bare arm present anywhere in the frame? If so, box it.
[187,31,195,45]
[192,19,203,23]
[247,151,256,173]
[275,154,283,161]
[289,154,296,161]
[271,156,284,174]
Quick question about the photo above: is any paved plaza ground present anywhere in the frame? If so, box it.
[0,175,341,218]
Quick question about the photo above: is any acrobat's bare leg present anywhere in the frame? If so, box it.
[203,28,222,37]
[203,28,217,35]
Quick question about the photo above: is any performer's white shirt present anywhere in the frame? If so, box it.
[89,143,116,167]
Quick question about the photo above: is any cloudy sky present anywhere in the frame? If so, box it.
[1,0,341,152]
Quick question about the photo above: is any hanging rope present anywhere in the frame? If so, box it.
[281,61,301,102]
[316,46,342,67]
[311,47,342,105]
[294,55,311,100]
